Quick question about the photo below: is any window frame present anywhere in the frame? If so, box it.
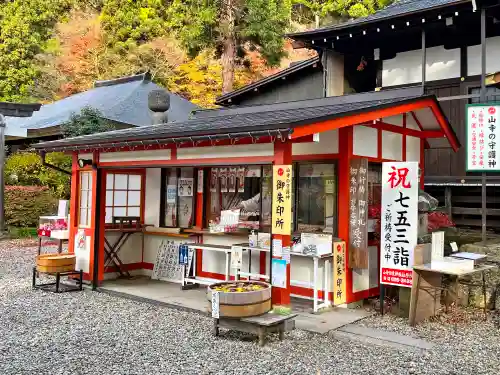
[203,165,268,232]
[293,161,339,235]
[78,171,93,229]
[104,170,145,226]
[157,161,340,234]
[159,167,198,228]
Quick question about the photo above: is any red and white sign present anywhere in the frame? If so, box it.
[380,162,419,287]
[466,104,500,171]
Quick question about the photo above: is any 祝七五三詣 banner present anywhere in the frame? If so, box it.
[380,162,419,287]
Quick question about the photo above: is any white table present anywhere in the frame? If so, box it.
[290,252,333,313]
[233,243,270,281]
[183,243,232,286]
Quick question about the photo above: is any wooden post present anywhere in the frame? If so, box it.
[445,186,453,221]
[480,8,487,244]
[272,141,292,307]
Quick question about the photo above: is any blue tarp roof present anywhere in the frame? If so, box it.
[5,73,199,133]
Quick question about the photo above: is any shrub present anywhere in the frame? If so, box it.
[5,186,58,227]
[5,151,71,199]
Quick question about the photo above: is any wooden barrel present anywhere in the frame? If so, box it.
[36,254,76,274]
[207,281,271,318]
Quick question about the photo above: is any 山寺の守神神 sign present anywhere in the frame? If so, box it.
[272,165,292,235]
[466,104,500,171]
[380,162,418,287]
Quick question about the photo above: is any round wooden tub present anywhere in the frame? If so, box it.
[207,281,271,318]
[36,254,76,274]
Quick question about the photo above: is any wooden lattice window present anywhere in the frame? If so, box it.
[78,171,93,228]
[105,173,143,224]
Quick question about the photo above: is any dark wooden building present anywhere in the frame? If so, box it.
[217,0,500,228]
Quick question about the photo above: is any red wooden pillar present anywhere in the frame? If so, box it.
[272,140,292,306]
[68,152,79,254]
[195,167,204,277]
[338,127,355,303]
[420,139,425,189]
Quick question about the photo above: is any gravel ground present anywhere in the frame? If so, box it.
[1,241,500,375]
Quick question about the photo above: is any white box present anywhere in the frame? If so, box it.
[301,233,333,256]
[431,257,474,273]
[258,232,271,249]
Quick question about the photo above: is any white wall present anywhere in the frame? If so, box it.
[382,131,403,161]
[145,168,161,227]
[468,36,500,76]
[406,136,421,162]
[352,246,378,293]
[177,143,274,160]
[293,129,339,155]
[100,149,171,163]
[382,45,461,87]
[353,126,378,158]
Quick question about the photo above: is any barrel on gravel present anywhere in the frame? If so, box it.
[36,254,76,273]
[207,281,271,318]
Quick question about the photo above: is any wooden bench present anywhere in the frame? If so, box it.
[213,313,297,346]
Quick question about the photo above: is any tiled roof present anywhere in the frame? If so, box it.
[5,73,199,132]
[287,0,469,38]
[215,56,321,105]
[0,102,41,117]
[33,87,438,151]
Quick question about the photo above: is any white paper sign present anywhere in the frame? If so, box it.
[431,231,445,261]
[197,170,204,193]
[211,291,220,319]
[272,238,283,257]
[467,104,500,171]
[230,245,243,269]
[380,162,418,288]
[283,246,291,264]
[166,185,177,203]
[178,178,193,197]
[450,242,459,252]
[271,258,287,288]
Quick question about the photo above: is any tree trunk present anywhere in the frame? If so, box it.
[315,13,320,28]
[221,0,236,94]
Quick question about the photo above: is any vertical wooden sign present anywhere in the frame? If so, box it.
[333,241,347,305]
[349,158,369,269]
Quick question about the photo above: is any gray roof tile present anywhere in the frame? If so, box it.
[33,88,443,151]
[5,74,199,132]
[287,0,468,38]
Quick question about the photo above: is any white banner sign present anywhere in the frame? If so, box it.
[380,162,419,288]
[230,245,243,269]
[466,104,500,171]
[211,291,220,319]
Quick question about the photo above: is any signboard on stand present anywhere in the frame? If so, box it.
[333,241,346,305]
[271,165,292,235]
[466,104,500,171]
[380,162,418,287]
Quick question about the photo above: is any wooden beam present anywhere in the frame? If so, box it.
[290,99,438,139]
[452,207,500,216]
[366,121,444,139]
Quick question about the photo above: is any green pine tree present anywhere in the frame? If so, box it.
[166,0,292,94]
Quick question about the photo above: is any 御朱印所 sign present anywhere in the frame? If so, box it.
[271,165,292,235]
[380,162,418,288]
[466,104,500,171]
